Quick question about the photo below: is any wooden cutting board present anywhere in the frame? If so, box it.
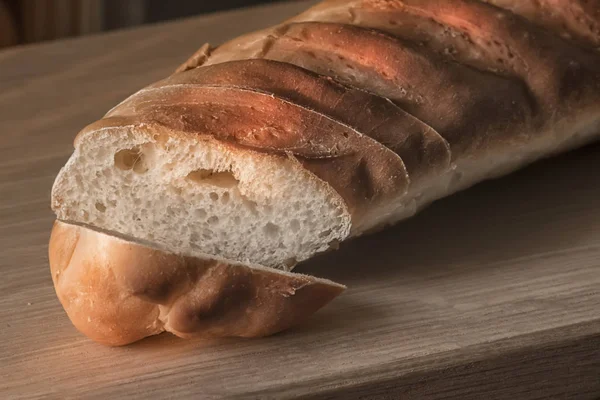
[1,2,599,399]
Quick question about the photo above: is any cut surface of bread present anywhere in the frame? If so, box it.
[49,221,345,346]
[52,119,351,270]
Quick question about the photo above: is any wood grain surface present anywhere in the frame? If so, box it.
[1,1,599,399]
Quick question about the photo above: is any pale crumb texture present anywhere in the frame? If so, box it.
[51,126,350,269]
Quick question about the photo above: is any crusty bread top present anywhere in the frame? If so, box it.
[157,59,452,185]
[49,221,345,346]
[293,0,600,106]
[204,21,536,152]
[479,0,600,48]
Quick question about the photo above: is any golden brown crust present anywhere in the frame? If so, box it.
[479,0,600,49]
[294,0,600,108]
[153,59,451,184]
[49,221,345,346]
[205,21,536,159]
[201,2,600,169]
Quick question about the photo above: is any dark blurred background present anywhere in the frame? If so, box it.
[0,0,291,49]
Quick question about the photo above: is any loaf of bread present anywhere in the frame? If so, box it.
[50,0,600,345]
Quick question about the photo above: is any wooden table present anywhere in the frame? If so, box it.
[1,2,599,399]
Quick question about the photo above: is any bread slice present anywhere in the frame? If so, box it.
[51,115,352,270]
[49,221,345,346]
